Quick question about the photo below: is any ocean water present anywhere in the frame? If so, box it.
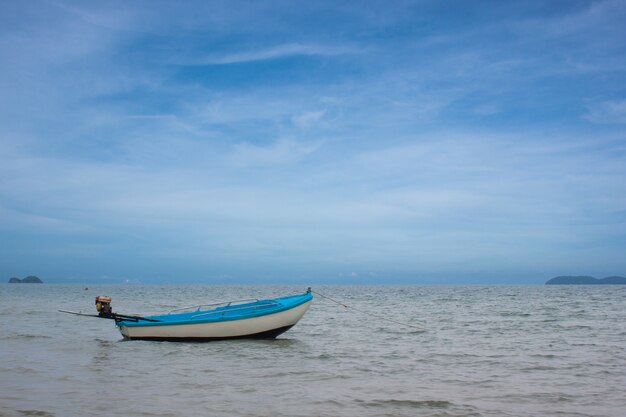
[1,284,625,417]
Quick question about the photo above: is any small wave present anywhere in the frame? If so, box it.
[312,353,333,359]
[499,312,531,317]
[380,327,426,335]
[356,398,484,416]
[359,399,451,409]
[2,334,53,341]
[530,353,557,359]
[521,365,557,371]
[0,366,38,375]
[161,350,183,357]
[17,411,56,417]
[310,399,345,407]
[93,338,116,345]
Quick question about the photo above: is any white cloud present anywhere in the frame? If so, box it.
[229,138,320,168]
[195,43,360,65]
[292,110,326,129]
[473,103,502,116]
[192,95,295,124]
[583,99,626,124]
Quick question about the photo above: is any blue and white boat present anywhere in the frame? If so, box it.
[112,289,313,341]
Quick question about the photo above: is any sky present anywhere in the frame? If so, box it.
[1,0,625,284]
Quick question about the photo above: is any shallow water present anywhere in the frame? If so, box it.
[1,284,625,417]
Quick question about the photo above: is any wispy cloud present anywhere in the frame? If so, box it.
[191,43,361,65]
[229,138,320,168]
[583,99,626,124]
[292,109,326,129]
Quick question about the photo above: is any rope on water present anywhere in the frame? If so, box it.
[311,290,425,330]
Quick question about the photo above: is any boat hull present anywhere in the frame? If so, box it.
[118,299,311,341]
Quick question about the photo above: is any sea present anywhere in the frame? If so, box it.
[1,284,625,417]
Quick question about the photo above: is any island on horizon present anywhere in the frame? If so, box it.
[7,275,44,284]
[546,275,626,285]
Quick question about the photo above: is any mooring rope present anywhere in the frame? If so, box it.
[311,290,425,330]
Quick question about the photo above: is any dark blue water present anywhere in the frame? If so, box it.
[1,284,625,417]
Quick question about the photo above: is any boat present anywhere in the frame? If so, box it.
[61,289,313,341]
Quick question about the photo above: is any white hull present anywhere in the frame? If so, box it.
[118,300,311,340]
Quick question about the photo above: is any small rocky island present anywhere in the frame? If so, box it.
[8,275,43,283]
[546,275,626,285]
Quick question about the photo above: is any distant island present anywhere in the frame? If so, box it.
[546,275,626,285]
[7,275,43,284]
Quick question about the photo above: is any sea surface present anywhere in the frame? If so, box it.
[1,284,625,417]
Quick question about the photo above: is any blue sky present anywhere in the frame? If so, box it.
[1,0,625,284]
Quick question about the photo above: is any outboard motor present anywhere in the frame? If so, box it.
[95,296,114,318]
